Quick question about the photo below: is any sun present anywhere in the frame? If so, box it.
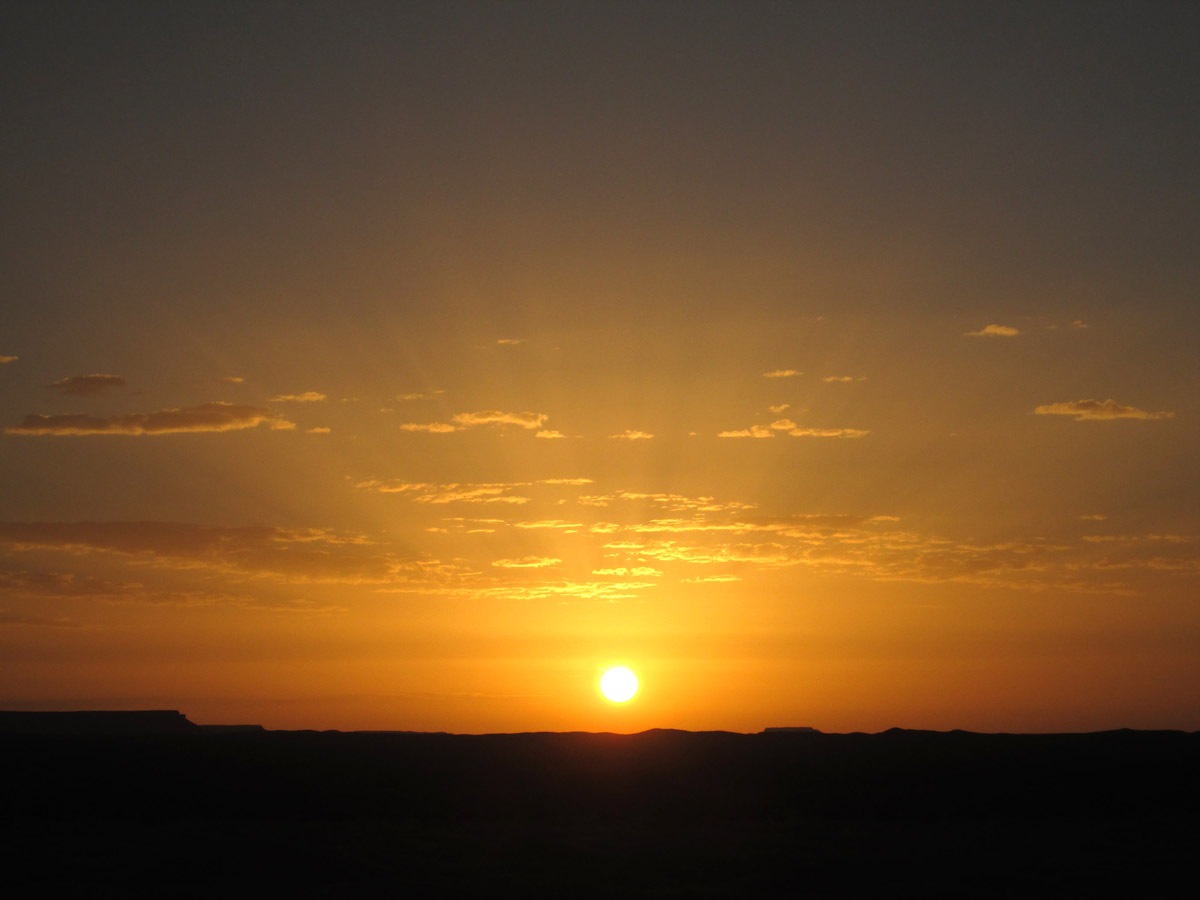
[599,666,639,703]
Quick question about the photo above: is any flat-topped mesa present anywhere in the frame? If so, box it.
[0,710,199,735]
[761,726,821,734]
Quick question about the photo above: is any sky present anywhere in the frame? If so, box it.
[1,0,1197,732]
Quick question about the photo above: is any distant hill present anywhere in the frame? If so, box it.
[0,709,198,734]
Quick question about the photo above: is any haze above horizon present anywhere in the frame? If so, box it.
[1,1,1197,733]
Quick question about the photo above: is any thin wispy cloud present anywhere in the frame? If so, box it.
[966,324,1020,337]
[763,369,800,378]
[718,421,868,439]
[48,374,126,396]
[820,376,865,383]
[496,338,525,345]
[222,376,245,384]
[354,480,532,504]
[492,556,561,568]
[1034,399,1174,421]
[610,429,654,440]
[400,422,459,433]
[718,425,774,438]
[0,355,17,364]
[5,402,295,436]
[536,429,567,439]
[270,391,327,403]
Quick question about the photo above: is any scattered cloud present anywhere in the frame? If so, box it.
[681,574,742,583]
[222,376,244,384]
[1080,514,1107,521]
[610,429,654,440]
[0,521,398,584]
[5,402,295,436]
[539,478,593,485]
[354,480,532,504]
[48,374,126,396]
[592,567,662,577]
[454,410,547,429]
[788,427,869,438]
[767,404,790,414]
[966,324,1020,337]
[1071,320,1089,329]
[270,391,327,403]
[399,410,549,433]
[496,338,525,345]
[492,556,561,568]
[820,375,866,383]
[306,426,331,434]
[0,355,17,364]
[718,425,774,438]
[763,369,799,378]
[1034,399,1174,421]
[718,421,867,439]
[536,429,567,439]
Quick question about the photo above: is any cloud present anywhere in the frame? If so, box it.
[718,425,774,438]
[453,410,547,429]
[270,391,326,403]
[496,338,525,345]
[576,492,755,513]
[1033,399,1174,421]
[767,404,790,414]
[718,420,867,439]
[354,480,532,504]
[592,567,662,577]
[610,429,654,440]
[222,376,245,384]
[539,478,593,485]
[681,574,742,583]
[306,426,331,434]
[1079,514,1107,521]
[1071,320,1089,329]
[820,376,865,383]
[763,369,799,378]
[492,556,561,568]
[5,402,295,436]
[400,410,551,433]
[48,374,126,396]
[787,427,869,438]
[536,429,567,439]
[966,324,1020,337]
[0,355,17,364]
[0,521,398,584]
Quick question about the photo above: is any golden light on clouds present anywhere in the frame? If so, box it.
[2,2,1197,736]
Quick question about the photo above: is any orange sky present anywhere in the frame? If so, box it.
[1,2,1197,731]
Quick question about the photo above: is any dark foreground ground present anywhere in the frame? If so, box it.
[3,713,1197,897]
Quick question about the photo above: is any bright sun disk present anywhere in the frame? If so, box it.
[599,666,638,703]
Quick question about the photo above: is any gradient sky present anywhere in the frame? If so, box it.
[2,1,1197,732]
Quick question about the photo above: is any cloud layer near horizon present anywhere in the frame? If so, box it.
[48,374,126,395]
[5,402,295,435]
[1034,399,1174,421]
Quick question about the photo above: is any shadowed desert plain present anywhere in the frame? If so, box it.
[4,711,1196,896]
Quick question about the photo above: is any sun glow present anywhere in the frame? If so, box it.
[599,666,639,703]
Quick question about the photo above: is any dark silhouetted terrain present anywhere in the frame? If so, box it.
[3,712,1196,897]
